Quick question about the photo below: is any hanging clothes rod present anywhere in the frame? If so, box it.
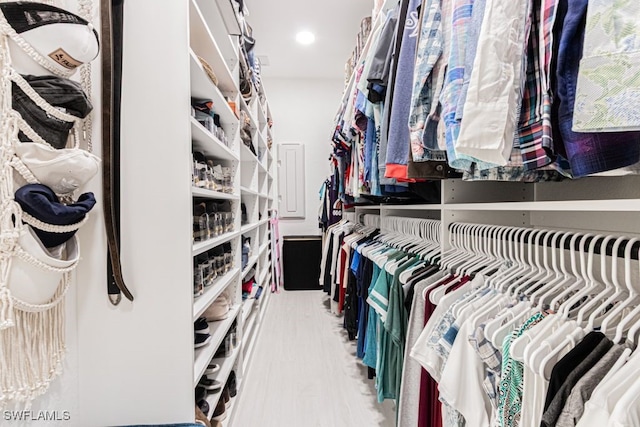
[449,223,640,260]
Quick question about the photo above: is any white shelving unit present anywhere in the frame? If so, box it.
[69,1,277,425]
[360,176,640,252]
[188,1,279,424]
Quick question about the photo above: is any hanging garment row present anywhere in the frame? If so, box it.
[402,223,640,427]
[330,0,640,201]
[320,215,444,401]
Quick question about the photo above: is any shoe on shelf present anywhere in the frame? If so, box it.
[195,385,206,402]
[212,397,227,422]
[194,317,210,334]
[194,332,212,349]
[227,370,237,397]
[241,203,248,224]
[205,362,220,375]
[197,398,210,417]
[199,376,222,392]
[195,403,211,427]
[204,294,230,322]
[222,386,231,408]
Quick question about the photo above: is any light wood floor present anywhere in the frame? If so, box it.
[232,290,396,427]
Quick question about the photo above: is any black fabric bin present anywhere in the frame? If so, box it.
[283,235,322,290]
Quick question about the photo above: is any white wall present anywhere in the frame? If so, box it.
[265,77,344,237]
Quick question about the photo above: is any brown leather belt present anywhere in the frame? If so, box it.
[101,0,133,305]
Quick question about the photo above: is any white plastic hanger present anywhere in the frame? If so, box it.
[528,230,564,305]
[573,235,611,325]
[536,231,576,310]
[449,226,507,315]
[511,312,557,362]
[622,245,640,346]
[525,317,576,370]
[610,238,640,342]
[430,225,486,305]
[507,229,546,296]
[563,234,605,319]
[489,303,534,349]
[513,229,551,297]
[499,228,530,293]
[442,223,475,272]
[536,323,585,379]
[487,227,525,291]
[599,237,639,337]
[585,236,628,332]
[478,225,511,277]
[552,233,592,316]
[452,224,488,275]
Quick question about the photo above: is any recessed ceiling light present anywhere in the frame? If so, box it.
[295,31,316,45]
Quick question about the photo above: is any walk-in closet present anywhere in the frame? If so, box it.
[1,0,640,426]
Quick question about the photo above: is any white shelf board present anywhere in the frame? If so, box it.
[193,268,240,321]
[194,304,240,387]
[380,204,443,211]
[193,230,240,256]
[257,158,268,174]
[241,311,259,375]
[241,255,258,279]
[192,187,239,200]
[255,288,270,325]
[242,289,270,374]
[258,242,269,257]
[191,117,239,162]
[258,264,269,285]
[257,102,267,126]
[240,142,259,163]
[242,296,256,323]
[256,131,267,151]
[442,199,640,212]
[189,49,237,127]
[240,186,259,196]
[194,0,239,67]
[259,218,270,226]
[189,0,236,96]
[240,222,260,233]
[202,342,241,411]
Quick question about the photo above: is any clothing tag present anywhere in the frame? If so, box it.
[48,48,82,69]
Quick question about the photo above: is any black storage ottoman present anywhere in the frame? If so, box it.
[282,236,322,290]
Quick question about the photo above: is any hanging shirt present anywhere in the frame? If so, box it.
[556,345,626,427]
[408,0,445,162]
[552,0,640,177]
[363,263,383,370]
[442,0,500,171]
[542,332,606,414]
[455,0,531,166]
[385,0,421,180]
[398,271,447,427]
[497,312,546,427]
[577,351,640,427]
[541,335,613,427]
[572,0,640,132]
[439,294,511,427]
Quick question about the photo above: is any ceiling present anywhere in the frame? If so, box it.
[244,0,373,80]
